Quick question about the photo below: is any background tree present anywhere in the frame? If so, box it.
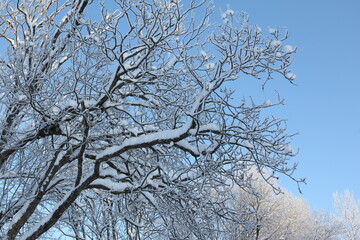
[224,171,341,240]
[311,211,342,240]
[0,0,299,239]
[333,190,360,240]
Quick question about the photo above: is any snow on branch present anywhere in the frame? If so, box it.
[0,0,299,239]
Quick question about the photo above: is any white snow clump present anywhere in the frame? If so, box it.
[205,62,215,70]
[283,45,295,53]
[244,140,254,149]
[285,72,296,80]
[256,26,262,34]
[284,144,296,155]
[221,5,235,19]
[200,50,208,59]
[226,7,235,16]
[268,28,276,34]
[271,40,282,47]
[264,100,272,106]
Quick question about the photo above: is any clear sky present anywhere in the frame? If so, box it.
[212,0,360,211]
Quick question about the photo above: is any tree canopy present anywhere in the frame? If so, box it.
[0,0,300,239]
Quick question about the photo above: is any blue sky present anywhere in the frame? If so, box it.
[213,0,360,211]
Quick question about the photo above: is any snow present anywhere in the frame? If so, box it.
[271,40,282,47]
[128,127,141,136]
[227,74,237,80]
[103,101,123,108]
[59,56,69,64]
[166,56,177,68]
[175,23,185,34]
[189,122,220,135]
[175,140,199,155]
[264,100,272,106]
[67,99,78,108]
[242,21,248,29]
[284,144,296,155]
[79,18,90,25]
[254,47,263,53]
[123,61,132,70]
[142,191,158,207]
[119,120,128,126]
[11,201,29,225]
[256,26,262,34]
[18,95,27,101]
[123,51,131,59]
[173,170,197,181]
[244,140,254,149]
[198,143,208,153]
[51,106,61,115]
[85,33,100,42]
[99,168,118,178]
[20,174,94,239]
[225,6,235,16]
[285,72,296,80]
[221,5,234,19]
[205,62,215,70]
[93,36,100,42]
[199,123,220,132]
[135,110,143,116]
[96,120,193,160]
[144,125,159,131]
[268,28,276,34]
[207,82,215,90]
[283,45,295,53]
[84,99,97,108]
[200,50,208,59]
[261,148,267,156]
[146,172,161,188]
[91,178,132,192]
[19,193,70,239]
[131,69,141,77]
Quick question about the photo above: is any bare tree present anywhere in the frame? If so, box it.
[333,190,360,240]
[0,0,299,239]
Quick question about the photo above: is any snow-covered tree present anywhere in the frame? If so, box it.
[0,0,299,239]
[224,173,340,240]
[311,211,342,240]
[333,190,360,240]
